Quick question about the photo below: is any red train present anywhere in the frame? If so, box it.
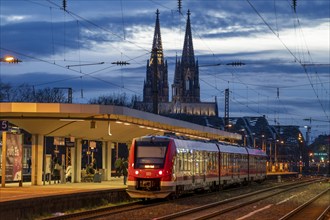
[127,135,267,199]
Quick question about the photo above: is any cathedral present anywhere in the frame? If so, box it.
[136,9,218,117]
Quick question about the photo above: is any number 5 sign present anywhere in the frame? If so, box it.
[1,120,9,131]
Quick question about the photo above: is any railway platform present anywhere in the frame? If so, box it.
[267,171,299,182]
[0,177,132,219]
[0,172,300,219]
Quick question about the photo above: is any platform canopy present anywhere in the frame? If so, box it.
[0,103,241,143]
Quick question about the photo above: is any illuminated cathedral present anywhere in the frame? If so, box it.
[136,9,218,116]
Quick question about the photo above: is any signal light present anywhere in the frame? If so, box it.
[226,61,245,66]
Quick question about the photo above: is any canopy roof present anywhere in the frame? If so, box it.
[0,103,241,143]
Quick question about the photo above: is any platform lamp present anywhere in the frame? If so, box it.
[89,141,96,165]
[0,55,22,63]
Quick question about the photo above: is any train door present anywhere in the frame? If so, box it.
[192,150,196,184]
[235,154,239,179]
[230,153,234,179]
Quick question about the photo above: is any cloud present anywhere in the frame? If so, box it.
[0,0,329,136]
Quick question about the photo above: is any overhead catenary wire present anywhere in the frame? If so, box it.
[4,1,328,135]
[120,0,126,40]
[17,0,151,92]
[246,0,329,121]
[0,47,143,96]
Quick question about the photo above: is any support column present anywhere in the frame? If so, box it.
[102,141,106,179]
[107,141,112,180]
[31,134,44,186]
[72,138,82,183]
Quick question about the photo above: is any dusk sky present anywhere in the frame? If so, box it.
[0,0,329,140]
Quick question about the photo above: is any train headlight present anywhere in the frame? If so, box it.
[158,170,163,175]
[135,170,139,175]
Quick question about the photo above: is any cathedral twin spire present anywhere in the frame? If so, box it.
[143,9,200,104]
[143,9,169,103]
[173,9,200,103]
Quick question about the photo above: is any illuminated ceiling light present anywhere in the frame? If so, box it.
[124,122,131,126]
[108,121,112,136]
[139,126,145,128]
[60,118,85,122]
[115,121,123,124]
[89,141,96,149]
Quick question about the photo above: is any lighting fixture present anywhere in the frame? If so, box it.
[60,118,85,122]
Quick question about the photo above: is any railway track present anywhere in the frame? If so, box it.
[43,177,326,220]
[279,188,330,220]
[154,178,328,220]
[44,183,251,220]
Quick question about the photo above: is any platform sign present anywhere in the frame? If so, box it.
[1,120,9,131]
[65,137,75,147]
[4,133,23,182]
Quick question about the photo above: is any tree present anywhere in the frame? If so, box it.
[0,82,66,103]
[88,92,141,108]
[0,82,12,101]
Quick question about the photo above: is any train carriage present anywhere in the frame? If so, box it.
[246,148,267,181]
[173,139,219,193]
[127,135,267,199]
[218,143,249,185]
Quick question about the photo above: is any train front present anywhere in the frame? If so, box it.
[126,136,175,199]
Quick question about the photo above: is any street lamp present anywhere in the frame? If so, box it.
[0,55,22,63]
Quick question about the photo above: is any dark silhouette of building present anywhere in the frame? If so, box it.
[172,10,200,103]
[143,9,169,103]
[136,10,217,116]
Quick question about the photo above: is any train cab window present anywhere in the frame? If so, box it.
[135,141,169,169]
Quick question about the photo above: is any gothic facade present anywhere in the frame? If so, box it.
[172,10,200,103]
[142,9,169,103]
[136,10,217,117]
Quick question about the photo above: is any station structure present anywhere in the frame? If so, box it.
[0,102,241,186]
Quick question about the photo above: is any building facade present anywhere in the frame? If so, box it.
[137,10,217,117]
[142,9,169,103]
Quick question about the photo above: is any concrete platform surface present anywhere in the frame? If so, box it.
[0,177,127,202]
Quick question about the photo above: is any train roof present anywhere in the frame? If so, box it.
[217,143,248,154]
[246,148,267,157]
[135,135,266,156]
[173,139,219,152]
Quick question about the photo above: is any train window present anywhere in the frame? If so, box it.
[179,152,183,171]
[187,152,191,171]
[135,141,169,169]
[201,151,205,173]
[184,152,189,171]
[222,153,228,171]
[199,151,204,174]
[212,152,216,170]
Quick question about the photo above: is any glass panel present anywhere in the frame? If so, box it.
[135,141,168,169]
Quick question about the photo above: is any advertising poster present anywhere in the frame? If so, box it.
[5,133,23,181]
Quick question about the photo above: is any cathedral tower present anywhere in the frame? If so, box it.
[143,9,169,103]
[172,10,200,103]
